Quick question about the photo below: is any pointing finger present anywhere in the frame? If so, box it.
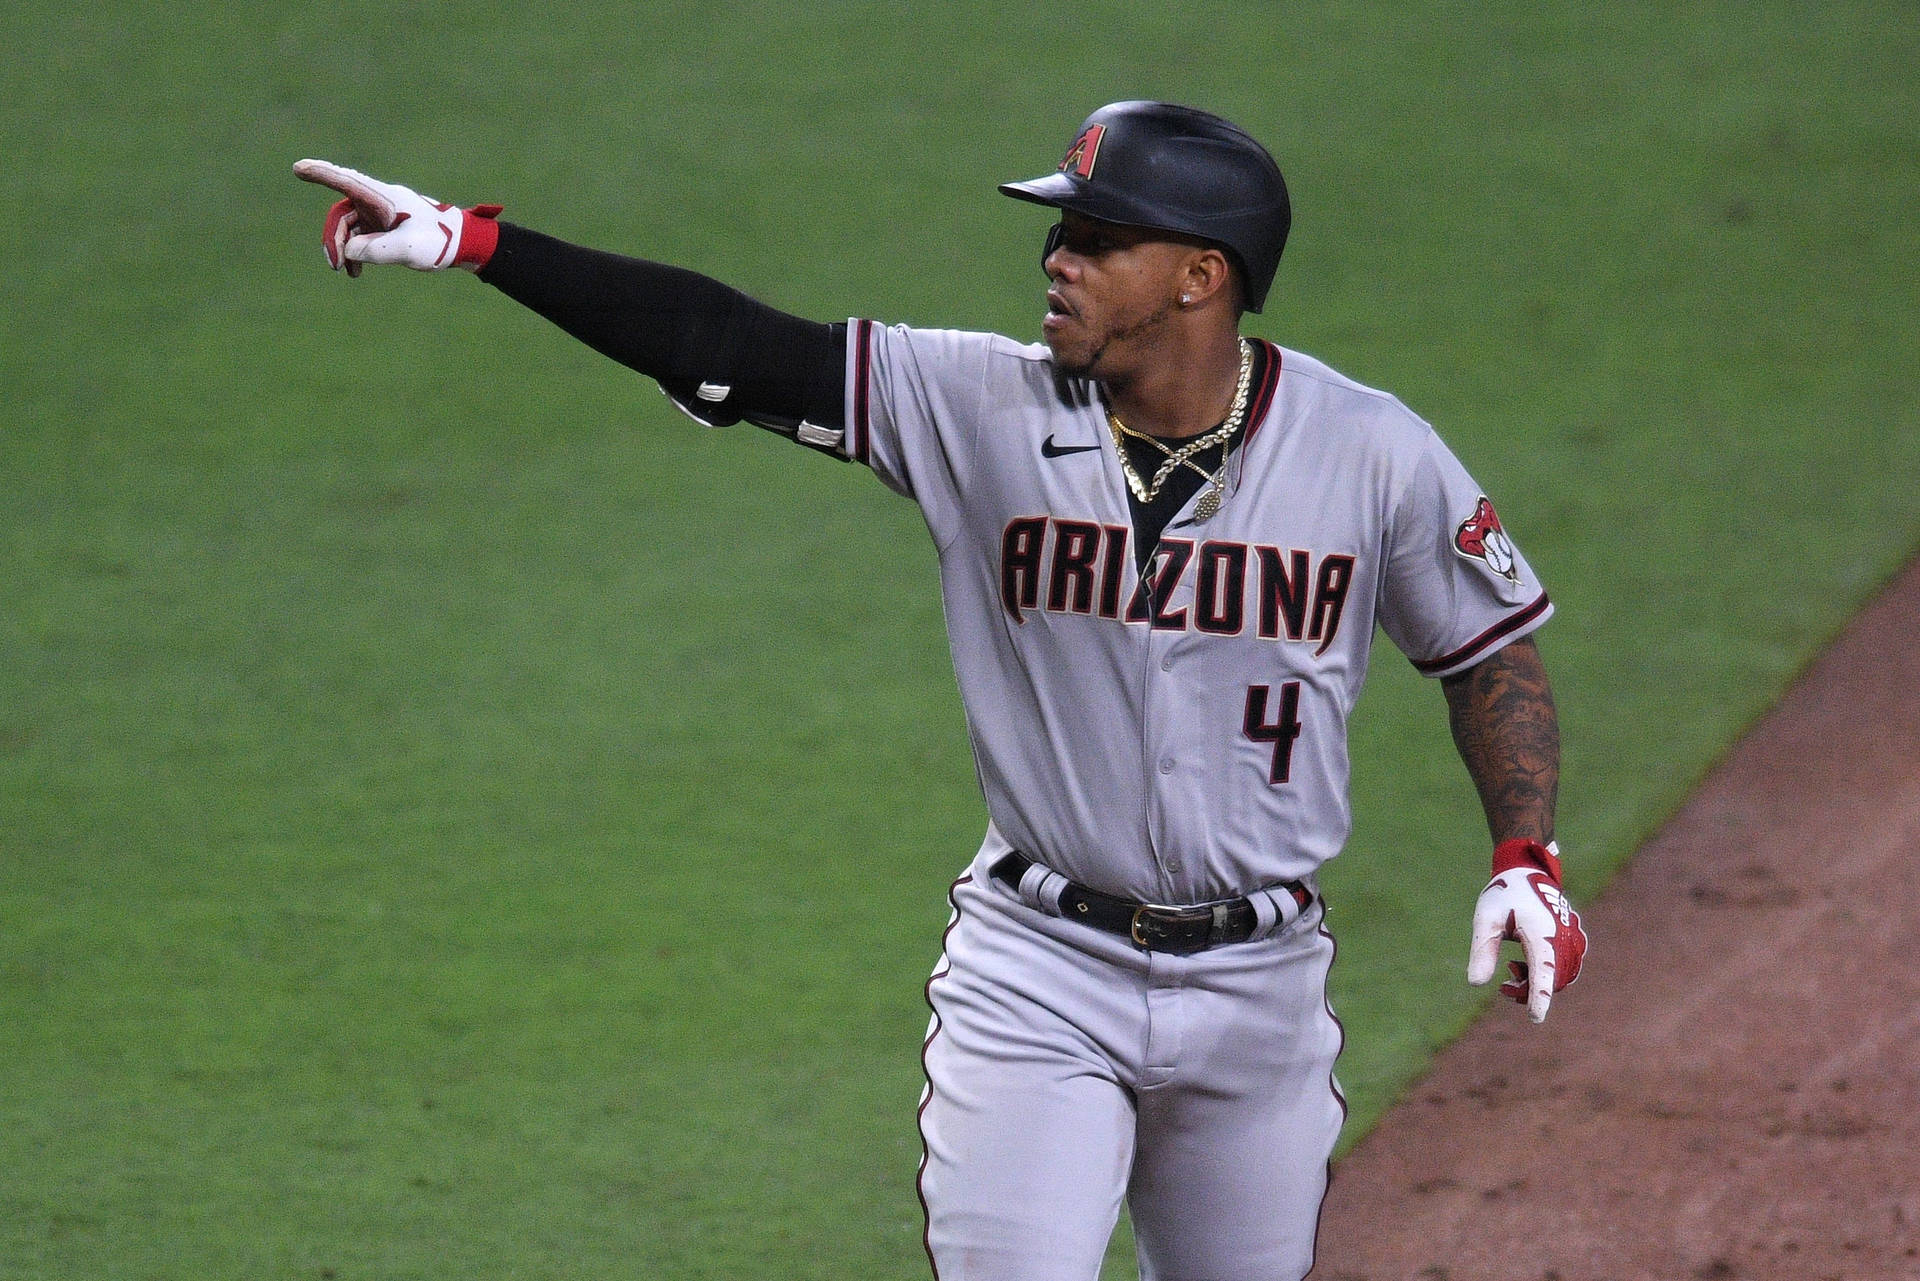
[294,159,397,231]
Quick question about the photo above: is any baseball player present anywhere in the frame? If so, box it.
[296,99,1586,1281]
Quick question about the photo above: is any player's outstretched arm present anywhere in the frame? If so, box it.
[292,160,845,441]
[1442,638,1588,1022]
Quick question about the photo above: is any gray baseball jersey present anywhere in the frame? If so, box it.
[839,320,1550,1281]
[843,321,1549,900]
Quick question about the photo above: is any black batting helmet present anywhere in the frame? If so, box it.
[999,101,1291,312]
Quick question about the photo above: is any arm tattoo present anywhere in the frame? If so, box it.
[1441,637,1559,845]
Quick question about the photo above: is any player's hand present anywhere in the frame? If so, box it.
[292,159,502,276]
[1467,839,1587,1023]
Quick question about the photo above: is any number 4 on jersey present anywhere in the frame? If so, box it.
[1244,683,1303,784]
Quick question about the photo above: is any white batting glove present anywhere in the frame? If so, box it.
[1468,839,1588,1023]
[292,159,502,276]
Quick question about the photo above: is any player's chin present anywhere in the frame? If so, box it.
[1043,321,1097,377]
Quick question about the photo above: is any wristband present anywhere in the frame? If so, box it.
[454,204,505,269]
[1491,837,1562,884]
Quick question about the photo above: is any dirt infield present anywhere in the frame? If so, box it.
[1312,557,1920,1281]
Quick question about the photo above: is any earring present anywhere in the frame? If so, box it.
[1180,293,1192,305]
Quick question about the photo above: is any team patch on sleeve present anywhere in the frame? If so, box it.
[1453,496,1519,583]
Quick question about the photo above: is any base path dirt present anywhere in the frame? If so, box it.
[1312,556,1920,1281]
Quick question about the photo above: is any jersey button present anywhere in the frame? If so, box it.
[1160,655,1174,671]
[1158,756,1175,774]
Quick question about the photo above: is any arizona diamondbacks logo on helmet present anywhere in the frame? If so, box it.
[1454,497,1519,582]
[1058,124,1106,178]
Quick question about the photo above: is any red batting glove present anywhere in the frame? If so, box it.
[1467,839,1588,1023]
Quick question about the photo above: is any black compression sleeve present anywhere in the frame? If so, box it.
[477,222,845,428]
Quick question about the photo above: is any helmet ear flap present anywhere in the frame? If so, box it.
[1041,222,1064,276]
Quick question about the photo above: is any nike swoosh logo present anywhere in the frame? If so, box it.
[1041,435,1101,458]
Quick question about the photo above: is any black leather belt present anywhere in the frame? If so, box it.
[990,851,1310,955]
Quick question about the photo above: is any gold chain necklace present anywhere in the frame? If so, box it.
[1106,338,1253,522]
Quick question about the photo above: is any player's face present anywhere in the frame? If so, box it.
[1041,212,1199,379]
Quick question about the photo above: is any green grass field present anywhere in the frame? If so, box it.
[4,2,1917,1276]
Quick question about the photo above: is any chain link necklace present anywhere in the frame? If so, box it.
[1105,337,1253,522]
